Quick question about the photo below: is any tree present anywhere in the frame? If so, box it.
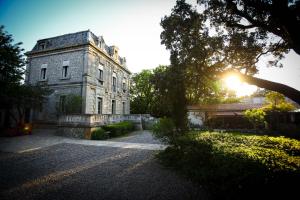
[4,84,52,126]
[222,70,300,104]
[130,66,172,117]
[264,91,295,112]
[150,65,173,117]
[130,70,155,114]
[244,91,295,130]
[160,0,243,131]
[0,25,24,89]
[161,0,207,132]
[0,26,51,128]
[65,94,82,114]
[198,0,300,54]
[244,108,267,130]
[197,0,300,104]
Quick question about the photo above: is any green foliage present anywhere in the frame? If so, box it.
[244,91,296,131]
[264,91,295,112]
[2,83,52,126]
[157,131,300,199]
[130,66,172,117]
[91,128,109,140]
[65,94,82,114]
[152,117,176,144]
[162,0,300,106]
[265,91,286,105]
[0,25,25,86]
[244,108,267,130]
[102,121,135,137]
[130,69,154,114]
[56,94,82,115]
[0,26,45,127]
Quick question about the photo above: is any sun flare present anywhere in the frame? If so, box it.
[224,75,257,97]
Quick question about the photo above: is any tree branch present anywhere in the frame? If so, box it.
[221,70,300,105]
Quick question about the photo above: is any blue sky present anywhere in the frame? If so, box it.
[1,0,300,93]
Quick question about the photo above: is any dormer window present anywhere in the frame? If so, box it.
[39,42,46,50]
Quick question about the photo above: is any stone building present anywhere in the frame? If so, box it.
[25,30,131,123]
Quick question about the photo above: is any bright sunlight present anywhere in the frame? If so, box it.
[224,75,257,97]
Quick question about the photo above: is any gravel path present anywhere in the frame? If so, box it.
[0,130,208,200]
[109,130,162,144]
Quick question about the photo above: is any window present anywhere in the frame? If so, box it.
[122,78,126,93]
[98,64,104,85]
[112,100,116,114]
[99,69,103,80]
[39,42,45,50]
[39,102,43,112]
[40,68,47,80]
[112,76,117,92]
[59,96,66,113]
[122,102,126,114]
[40,64,47,80]
[122,82,126,92]
[97,97,103,114]
[62,66,68,78]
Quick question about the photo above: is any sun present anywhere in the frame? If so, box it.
[224,75,257,97]
[225,75,241,90]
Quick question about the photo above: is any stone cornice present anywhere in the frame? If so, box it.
[25,42,131,74]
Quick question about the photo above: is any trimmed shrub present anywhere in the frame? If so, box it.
[102,121,135,137]
[91,128,109,140]
[157,131,300,200]
[152,117,176,143]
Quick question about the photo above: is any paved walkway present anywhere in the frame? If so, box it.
[0,129,166,153]
[0,129,208,200]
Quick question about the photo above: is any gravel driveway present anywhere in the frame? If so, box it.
[0,130,208,200]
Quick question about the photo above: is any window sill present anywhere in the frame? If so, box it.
[39,78,48,82]
[98,79,104,85]
[60,76,71,80]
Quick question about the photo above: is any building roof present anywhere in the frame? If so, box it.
[26,30,128,70]
[187,103,264,112]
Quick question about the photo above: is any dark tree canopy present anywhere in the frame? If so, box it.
[0,25,25,87]
[198,0,300,55]
[0,26,51,127]
[195,0,300,103]
[160,0,300,105]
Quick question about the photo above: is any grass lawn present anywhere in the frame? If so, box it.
[157,131,300,200]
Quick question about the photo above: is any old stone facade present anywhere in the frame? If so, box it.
[25,30,131,123]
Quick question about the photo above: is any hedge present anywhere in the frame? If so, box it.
[157,131,300,200]
[91,128,109,140]
[102,121,135,137]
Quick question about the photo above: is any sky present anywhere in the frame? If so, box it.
[1,0,300,95]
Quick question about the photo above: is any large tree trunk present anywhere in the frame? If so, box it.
[222,71,300,105]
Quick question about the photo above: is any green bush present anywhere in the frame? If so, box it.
[152,117,176,143]
[102,121,135,137]
[157,131,300,200]
[244,108,267,130]
[91,128,109,140]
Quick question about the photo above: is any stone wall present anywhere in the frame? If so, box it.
[27,50,85,85]
[27,49,85,122]
[57,114,151,139]
[26,30,131,123]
